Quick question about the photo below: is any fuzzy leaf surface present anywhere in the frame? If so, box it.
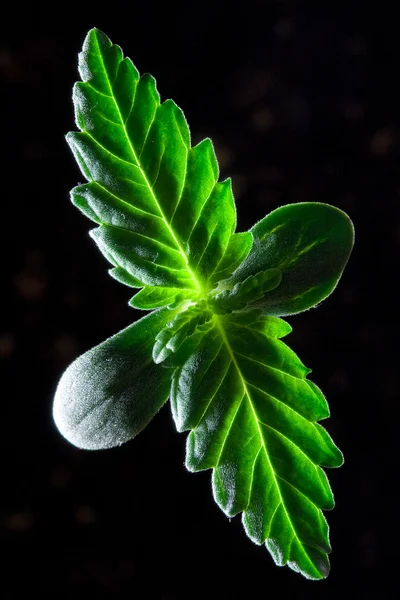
[229,203,354,315]
[56,28,355,581]
[153,301,214,364]
[129,286,197,310]
[211,268,282,313]
[53,308,177,450]
[171,312,342,579]
[67,28,252,303]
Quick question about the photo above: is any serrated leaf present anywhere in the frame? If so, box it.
[211,231,253,284]
[67,28,252,304]
[108,266,144,288]
[56,28,355,580]
[53,308,177,450]
[129,286,196,310]
[153,302,213,364]
[171,313,342,579]
[211,268,282,313]
[228,202,354,315]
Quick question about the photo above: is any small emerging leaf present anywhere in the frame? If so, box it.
[129,286,196,310]
[211,268,282,313]
[153,301,213,364]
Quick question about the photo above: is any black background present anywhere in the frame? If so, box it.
[1,0,398,597]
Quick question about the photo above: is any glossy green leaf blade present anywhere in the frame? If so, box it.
[172,314,342,579]
[229,202,354,316]
[68,28,251,296]
[53,308,176,450]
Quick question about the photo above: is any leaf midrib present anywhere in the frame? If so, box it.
[213,314,321,574]
[92,33,204,296]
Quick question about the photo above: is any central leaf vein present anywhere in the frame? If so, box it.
[95,182,163,220]
[213,315,316,566]
[93,33,203,295]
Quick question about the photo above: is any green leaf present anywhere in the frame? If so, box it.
[129,286,196,310]
[153,301,214,364]
[108,266,144,288]
[171,313,342,579]
[67,28,252,302]
[211,268,282,313]
[228,202,354,315]
[210,230,253,284]
[56,28,355,580]
[53,308,177,450]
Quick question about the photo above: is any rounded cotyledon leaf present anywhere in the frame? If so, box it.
[228,202,354,316]
[53,308,178,450]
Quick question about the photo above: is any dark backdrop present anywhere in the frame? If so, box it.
[1,1,397,597]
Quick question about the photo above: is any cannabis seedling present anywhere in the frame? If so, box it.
[53,29,354,580]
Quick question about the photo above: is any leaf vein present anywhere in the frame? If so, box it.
[92,33,202,292]
[95,182,163,220]
[100,223,186,256]
[192,221,219,272]
[85,131,138,168]
[98,112,123,127]
[186,184,216,244]
[276,474,318,507]
[245,445,262,510]
[234,350,304,381]
[214,316,315,570]
[245,381,308,425]
[257,416,319,472]
[193,346,230,429]
[85,81,112,99]
[138,106,158,161]
[267,500,282,537]
[151,145,166,188]
[214,391,246,468]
